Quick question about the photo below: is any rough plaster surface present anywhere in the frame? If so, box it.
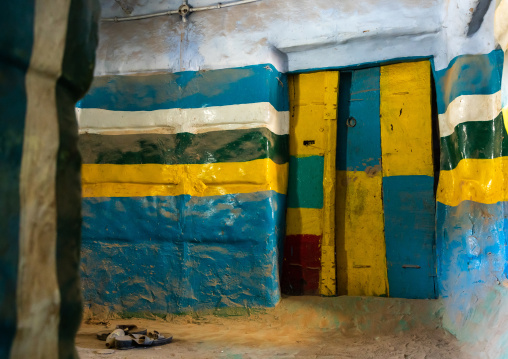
[83,1,508,356]
[94,0,488,75]
[443,286,508,358]
[434,45,507,357]
[81,192,286,314]
[440,0,498,66]
[78,63,289,313]
[94,0,500,75]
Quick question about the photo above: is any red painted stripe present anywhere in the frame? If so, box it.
[283,234,321,267]
[281,234,321,295]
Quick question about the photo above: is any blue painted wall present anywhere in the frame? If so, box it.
[82,192,286,313]
[433,50,504,114]
[78,64,289,112]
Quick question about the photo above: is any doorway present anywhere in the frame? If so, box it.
[282,61,437,299]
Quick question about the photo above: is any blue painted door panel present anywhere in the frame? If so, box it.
[347,67,382,171]
[383,175,437,299]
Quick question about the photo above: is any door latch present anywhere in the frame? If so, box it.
[346,116,357,128]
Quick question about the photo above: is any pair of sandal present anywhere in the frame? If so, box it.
[97,325,173,350]
[97,324,148,341]
[115,331,173,350]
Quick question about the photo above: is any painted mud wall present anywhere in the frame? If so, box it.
[430,2,508,356]
[86,0,446,312]
[434,47,508,357]
[78,65,289,313]
[0,0,99,358]
[83,0,508,344]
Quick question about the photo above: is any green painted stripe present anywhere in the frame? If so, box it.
[79,128,289,165]
[440,112,508,170]
[287,155,324,209]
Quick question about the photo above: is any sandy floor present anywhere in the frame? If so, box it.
[77,296,471,359]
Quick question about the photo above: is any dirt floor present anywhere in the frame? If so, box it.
[77,296,471,359]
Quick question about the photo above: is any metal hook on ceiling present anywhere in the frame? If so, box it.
[178,0,191,22]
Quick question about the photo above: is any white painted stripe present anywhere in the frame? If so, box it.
[10,0,70,357]
[77,102,289,136]
[439,91,502,138]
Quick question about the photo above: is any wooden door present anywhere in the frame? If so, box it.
[336,61,437,299]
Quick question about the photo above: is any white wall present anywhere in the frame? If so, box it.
[94,0,470,75]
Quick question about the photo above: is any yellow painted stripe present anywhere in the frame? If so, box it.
[285,208,322,235]
[320,71,339,296]
[82,158,288,198]
[380,61,433,177]
[289,72,330,157]
[502,106,508,135]
[437,157,508,207]
[335,170,389,297]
